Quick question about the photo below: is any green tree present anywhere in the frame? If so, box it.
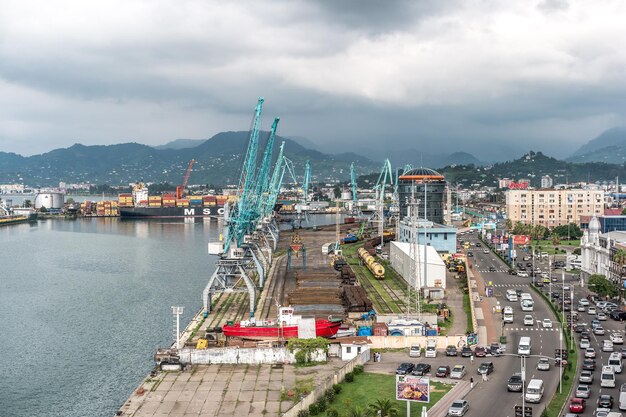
[333,186,341,199]
[552,223,583,240]
[368,399,398,417]
[24,199,32,208]
[505,218,513,231]
[588,274,618,298]
[622,207,626,215]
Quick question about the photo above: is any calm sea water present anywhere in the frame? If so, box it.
[0,218,220,417]
[0,213,341,417]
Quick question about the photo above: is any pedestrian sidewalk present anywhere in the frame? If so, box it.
[467,263,499,346]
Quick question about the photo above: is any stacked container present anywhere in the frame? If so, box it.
[118,193,133,207]
[216,195,228,207]
[203,196,217,206]
[176,199,189,207]
[148,196,162,207]
[189,197,203,206]
[373,322,389,336]
[162,194,176,207]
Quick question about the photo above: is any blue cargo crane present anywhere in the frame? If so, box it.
[204,98,284,319]
[350,162,360,215]
[302,160,311,205]
[370,158,393,246]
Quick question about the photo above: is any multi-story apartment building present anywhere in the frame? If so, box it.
[506,188,604,226]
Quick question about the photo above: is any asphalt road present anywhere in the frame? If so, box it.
[460,232,563,417]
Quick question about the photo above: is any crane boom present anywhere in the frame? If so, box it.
[176,159,195,199]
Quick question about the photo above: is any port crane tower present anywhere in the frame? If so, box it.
[369,158,393,247]
[203,98,286,319]
[349,162,362,216]
[176,159,195,200]
[294,160,310,228]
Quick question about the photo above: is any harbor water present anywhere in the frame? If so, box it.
[0,218,219,417]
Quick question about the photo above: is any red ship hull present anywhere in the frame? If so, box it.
[223,320,342,340]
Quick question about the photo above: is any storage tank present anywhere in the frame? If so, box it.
[341,190,352,200]
[35,192,65,209]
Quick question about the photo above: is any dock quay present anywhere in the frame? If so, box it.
[116,220,472,417]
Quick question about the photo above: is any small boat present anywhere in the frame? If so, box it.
[222,306,342,340]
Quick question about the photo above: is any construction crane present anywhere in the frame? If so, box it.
[176,159,195,199]
[371,158,393,248]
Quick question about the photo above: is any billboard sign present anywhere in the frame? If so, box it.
[512,235,531,245]
[396,375,430,403]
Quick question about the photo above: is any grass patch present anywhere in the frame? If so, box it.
[331,372,452,417]
[529,284,579,417]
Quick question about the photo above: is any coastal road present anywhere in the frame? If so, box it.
[460,231,564,417]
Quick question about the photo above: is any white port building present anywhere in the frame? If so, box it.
[389,241,446,298]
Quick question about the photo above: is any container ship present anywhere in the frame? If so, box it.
[118,183,232,219]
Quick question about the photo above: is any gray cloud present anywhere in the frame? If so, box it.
[1,0,625,163]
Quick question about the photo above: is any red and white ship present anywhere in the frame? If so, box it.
[222,306,342,340]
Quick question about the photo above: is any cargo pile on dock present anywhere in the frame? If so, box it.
[81,200,119,217]
[287,270,346,319]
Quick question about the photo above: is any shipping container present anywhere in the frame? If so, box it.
[373,323,388,336]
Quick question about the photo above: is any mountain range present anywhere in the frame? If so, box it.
[2,126,626,187]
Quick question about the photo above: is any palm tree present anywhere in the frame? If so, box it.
[347,405,373,417]
[368,399,398,417]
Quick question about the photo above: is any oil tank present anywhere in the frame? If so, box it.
[341,191,352,200]
[35,192,65,209]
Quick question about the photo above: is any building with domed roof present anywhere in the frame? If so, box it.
[397,167,448,224]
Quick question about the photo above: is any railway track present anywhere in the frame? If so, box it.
[353,266,394,314]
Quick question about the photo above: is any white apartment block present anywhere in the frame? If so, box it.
[540,175,553,188]
[506,189,604,226]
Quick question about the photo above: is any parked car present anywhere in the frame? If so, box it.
[610,310,624,320]
[537,358,551,371]
[579,370,594,384]
[409,344,421,357]
[575,385,591,399]
[507,373,523,391]
[460,346,473,357]
[447,400,469,417]
[450,365,467,379]
[474,346,486,357]
[396,363,415,375]
[477,362,494,375]
[436,365,451,377]
[569,398,586,413]
[446,345,458,356]
[411,363,431,376]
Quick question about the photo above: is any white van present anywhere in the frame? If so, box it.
[518,336,531,356]
[425,339,437,358]
[609,352,623,374]
[524,379,544,403]
[601,365,616,388]
[503,306,514,323]
[506,290,518,302]
[619,383,626,411]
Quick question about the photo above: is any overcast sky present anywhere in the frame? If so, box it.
[1,0,625,161]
